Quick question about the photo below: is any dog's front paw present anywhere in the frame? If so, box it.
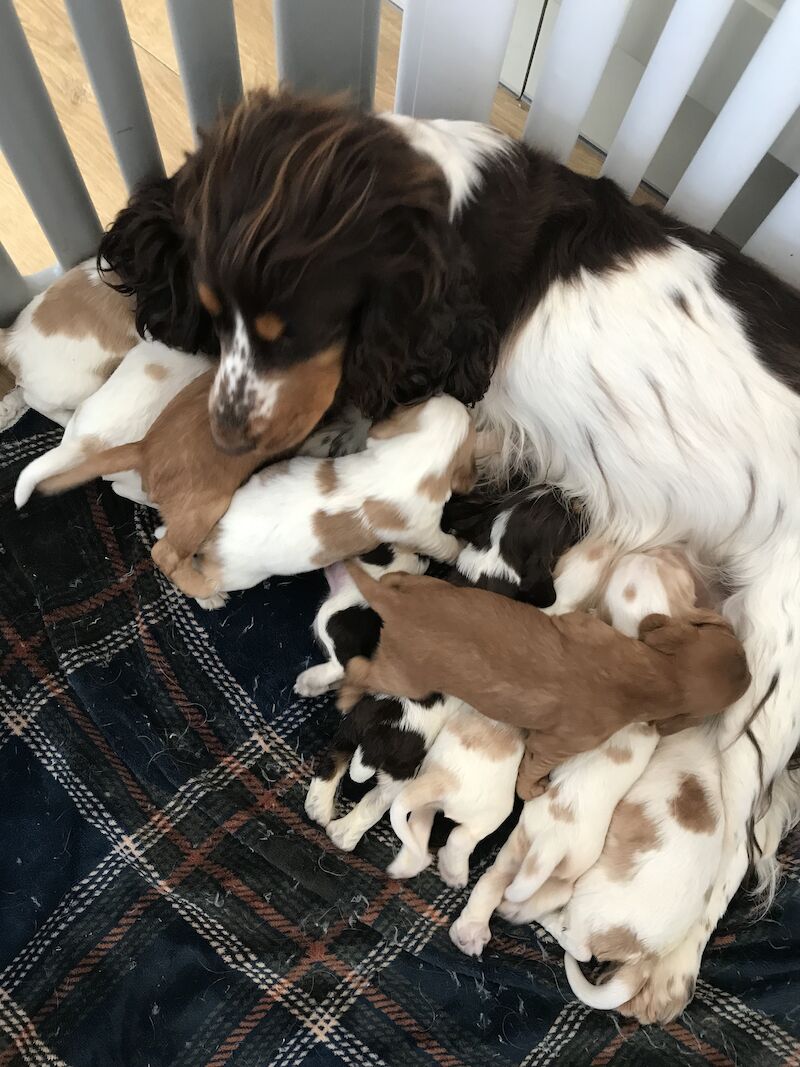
[294,663,342,697]
[326,816,364,853]
[450,915,491,957]
[437,852,469,889]
[305,778,336,828]
[387,848,431,880]
[195,591,228,610]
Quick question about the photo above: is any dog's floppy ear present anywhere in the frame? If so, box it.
[638,613,695,654]
[345,225,498,418]
[97,173,218,355]
[451,424,477,495]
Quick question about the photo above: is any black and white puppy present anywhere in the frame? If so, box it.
[300,544,461,852]
[443,484,585,606]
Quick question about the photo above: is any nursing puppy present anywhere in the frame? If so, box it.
[17,346,345,595]
[295,545,426,698]
[449,546,701,957]
[443,484,584,604]
[553,726,724,1017]
[387,703,524,887]
[14,340,211,509]
[1,260,136,425]
[340,570,750,798]
[164,396,475,602]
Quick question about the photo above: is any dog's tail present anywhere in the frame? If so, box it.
[31,440,143,498]
[14,437,126,508]
[389,772,446,855]
[564,954,646,1011]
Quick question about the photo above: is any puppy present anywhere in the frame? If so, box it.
[295,545,427,698]
[15,346,345,594]
[387,703,524,887]
[339,569,750,798]
[14,341,211,509]
[553,726,724,1015]
[164,396,476,602]
[444,484,584,605]
[1,261,137,426]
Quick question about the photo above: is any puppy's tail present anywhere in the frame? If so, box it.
[389,773,446,855]
[14,437,124,509]
[35,441,143,496]
[564,954,646,1011]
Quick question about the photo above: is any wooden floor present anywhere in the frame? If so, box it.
[2,0,661,278]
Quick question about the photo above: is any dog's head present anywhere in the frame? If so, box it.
[116,91,495,453]
[639,609,751,714]
[97,175,219,357]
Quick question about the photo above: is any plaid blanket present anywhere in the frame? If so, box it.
[1,411,799,1067]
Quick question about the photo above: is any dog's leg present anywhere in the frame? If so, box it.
[541,537,613,616]
[306,749,351,827]
[450,824,529,956]
[326,778,402,852]
[619,552,800,1023]
[406,523,461,563]
[437,822,490,888]
[387,808,436,879]
[295,660,344,697]
[497,877,574,924]
[516,744,555,800]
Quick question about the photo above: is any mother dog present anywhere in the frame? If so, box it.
[101,90,800,1023]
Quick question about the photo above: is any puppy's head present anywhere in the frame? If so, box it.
[639,609,751,714]
[98,174,218,356]
[174,90,497,452]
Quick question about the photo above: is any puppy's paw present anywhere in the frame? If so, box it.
[326,817,364,853]
[294,663,341,697]
[387,849,431,880]
[154,525,166,540]
[195,591,228,610]
[437,853,469,889]
[305,779,336,828]
[450,915,491,957]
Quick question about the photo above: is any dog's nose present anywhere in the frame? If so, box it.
[210,413,255,455]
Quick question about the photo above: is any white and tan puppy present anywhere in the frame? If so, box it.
[166,396,476,602]
[14,341,211,508]
[0,261,137,425]
[387,703,524,888]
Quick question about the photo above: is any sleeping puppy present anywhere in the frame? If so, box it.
[443,484,584,605]
[339,569,750,798]
[387,703,524,887]
[16,346,345,598]
[1,260,138,426]
[14,340,212,509]
[162,396,476,602]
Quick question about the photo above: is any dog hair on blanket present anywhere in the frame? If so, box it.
[15,345,345,598]
[339,568,751,799]
[163,395,476,602]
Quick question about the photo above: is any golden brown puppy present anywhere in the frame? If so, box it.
[33,346,342,586]
[339,568,750,799]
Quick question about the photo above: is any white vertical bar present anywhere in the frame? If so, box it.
[65,0,164,190]
[0,0,101,267]
[602,0,734,197]
[274,0,381,111]
[167,0,243,138]
[523,0,633,162]
[394,0,518,123]
[667,0,800,231]
[0,244,30,326]
[742,176,800,288]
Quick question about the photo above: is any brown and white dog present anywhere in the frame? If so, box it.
[99,91,800,1018]
[340,568,750,798]
[0,260,137,426]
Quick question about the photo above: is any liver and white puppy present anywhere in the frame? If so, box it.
[14,340,211,509]
[554,726,724,1016]
[16,347,350,600]
[388,703,524,887]
[0,261,137,425]
[164,395,475,602]
[340,569,750,798]
[443,484,584,605]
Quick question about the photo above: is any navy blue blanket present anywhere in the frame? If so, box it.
[1,411,798,1066]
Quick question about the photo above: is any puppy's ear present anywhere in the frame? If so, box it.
[638,613,694,654]
[97,173,218,355]
[451,427,477,495]
[519,570,557,608]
